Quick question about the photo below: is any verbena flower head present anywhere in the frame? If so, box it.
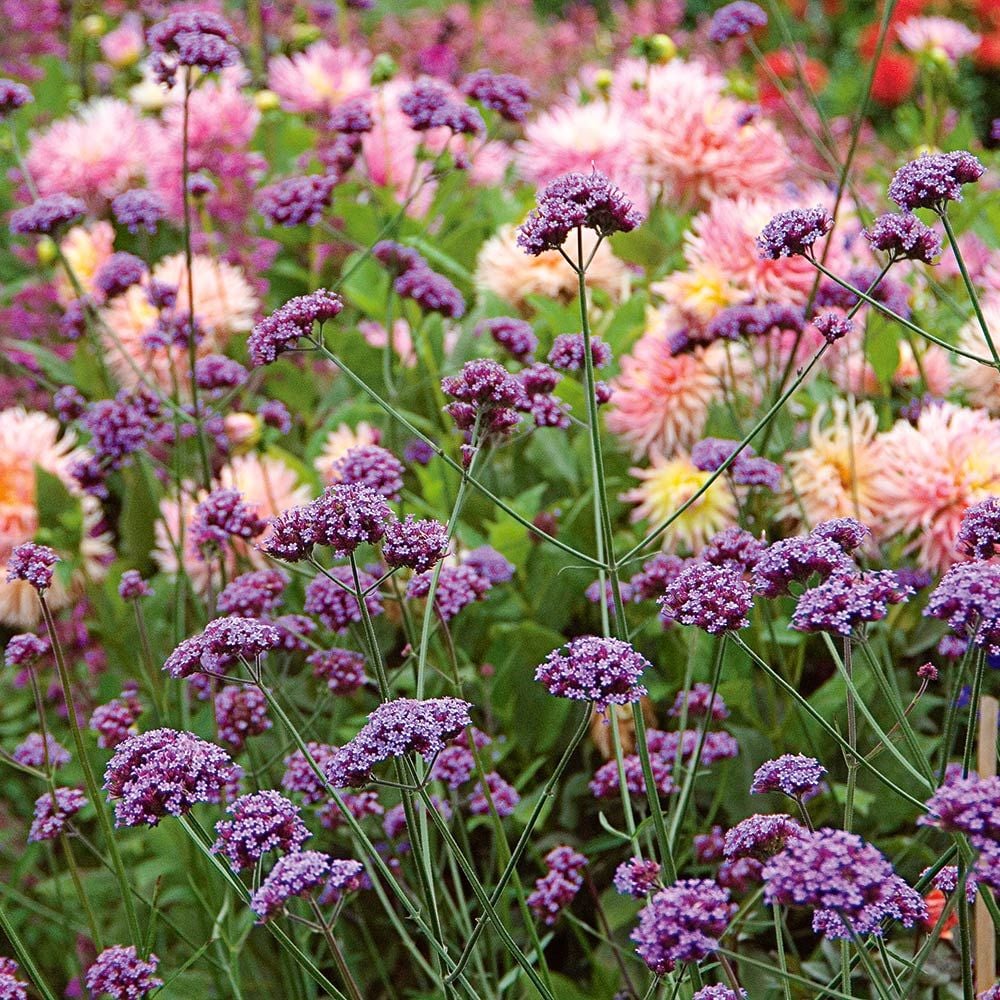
[888,151,986,213]
[547,332,612,372]
[527,846,586,925]
[382,515,449,573]
[103,728,240,826]
[89,688,143,749]
[632,879,734,974]
[309,648,368,695]
[9,194,86,235]
[925,561,1000,656]
[191,488,266,551]
[723,813,803,860]
[461,69,532,122]
[478,316,538,363]
[304,566,383,632]
[309,483,392,554]
[791,571,912,635]
[406,564,492,620]
[6,543,59,592]
[399,79,484,135]
[13,733,70,769]
[690,438,782,492]
[281,742,337,805]
[442,359,526,437]
[248,290,343,366]
[164,616,282,678]
[111,189,166,234]
[28,786,87,842]
[922,864,978,903]
[318,858,368,905]
[631,553,688,601]
[752,534,854,597]
[118,569,152,602]
[329,445,405,500]
[147,11,238,86]
[325,697,473,787]
[708,1,767,42]
[214,685,272,749]
[216,569,288,618]
[762,827,926,938]
[668,683,729,721]
[85,946,161,1000]
[864,212,942,263]
[250,850,332,921]
[956,496,1000,560]
[516,170,644,256]
[751,754,827,799]
[93,252,147,300]
[393,262,466,318]
[658,562,754,633]
[919,773,1000,843]
[813,312,853,344]
[0,79,32,119]
[703,526,767,572]
[614,857,662,897]
[535,636,650,713]
[693,988,748,1000]
[0,957,27,999]
[212,791,310,871]
[756,206,833,259]
[329,98,373,134]
[257,173,337,228]
[258,505,318,562]
[469,772,520,816]
[4,632,48,668]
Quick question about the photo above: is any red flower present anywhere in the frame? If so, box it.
[922,889,958,940]
[871,53,917,106]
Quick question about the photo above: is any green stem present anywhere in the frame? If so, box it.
[39,596,142,950]
[941,211,999,365]
[0,906,59,1000]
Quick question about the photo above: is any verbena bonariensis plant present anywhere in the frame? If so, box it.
[0,2,999,998]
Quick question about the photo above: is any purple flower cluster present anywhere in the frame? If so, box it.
[248,289,344,366]
[756,205,833,259]
[751,754,827,799]
[547,332,612,372]
[195,354,248,394]
[89,687,143,749]
[478,316,538,362]
[762,827,926,938]
[442,358,526,437]
[469,771,520,816]
[693,988,747,1000]
[257,173,337,228]
[925,560,1000,655]
[329,98,373,134]
[864,212,942,263]
[318,858,367,905]
[708,1,767,42]
[956,496,1000,560]
[282,742,337,805]
[28,786,86,842]
[373,240,466,318]
[325,697,472,787]
[702,303,804,348]
[103,727,240,826]
[4,632,48,668]
[399,79,483,135]
[920,773,1000,843]
[669,684,729,721]
[309,648,368,695]
[6,542,59,591]
[430,745,476,789]
[85,946,161,1000]
[13,733,70,769]
[535,636,650,713]
[813,312,853,344]
[752,531,856,597]
[723,813,803,861]
[0,957,26,999]
[9,194,86,236]
[631,879,734,974]
[112,189,167,234]
[703,526,767,572]
[527,845,587,925]
[614,857,662,897]
[250,850,332,921]
[212,791,310,871]
[630,553,687,601]
[658,562,754,634]
[305,567,383,632]
[214,685,272,749]
[517,170,644,256]
[330,445,405,500]
[888,151,986,213]
[383,515,450,573]
[164,616,281,678]
[147,11,238,86]
[191,489,266,552]
[0,78,32,118]
[461,69,532,122]
[93,252,147,300]
[216,569,287,618]
[517,362,571,429]
[691,438,783,492]
[791,570,912,635]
